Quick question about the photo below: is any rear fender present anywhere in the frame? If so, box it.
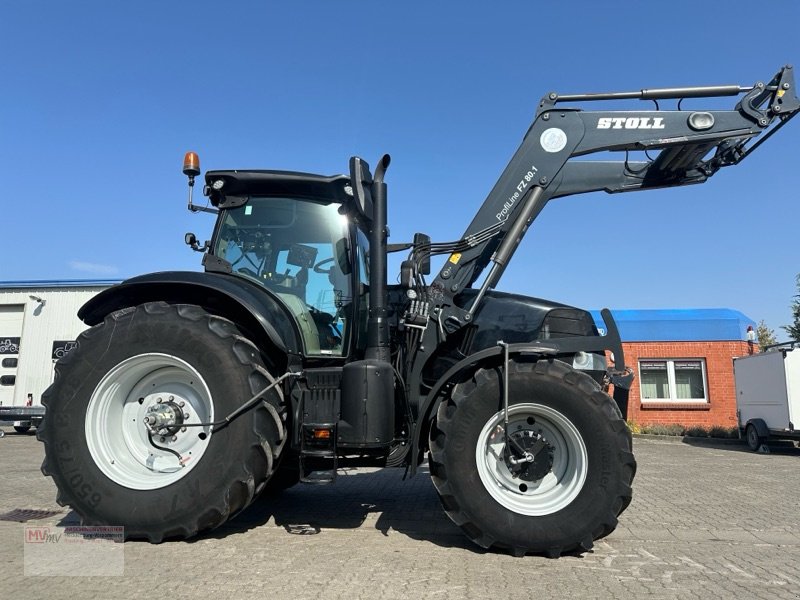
[78,271,301,366]
[746,418,769,439]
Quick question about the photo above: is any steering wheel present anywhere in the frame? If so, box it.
[313,257,336,274]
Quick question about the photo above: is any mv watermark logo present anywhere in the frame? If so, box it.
[25,526,61,543]
[24,525,125,576]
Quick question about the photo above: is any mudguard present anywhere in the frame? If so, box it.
[78,271,302,358]
[746,418,769,439]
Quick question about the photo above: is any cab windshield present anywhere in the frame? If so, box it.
[213,197,352,356]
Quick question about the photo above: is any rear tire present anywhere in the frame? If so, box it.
[14,425,31,434]
[429,359,635,557]
[38,302,287,541]
[261,456,301,494]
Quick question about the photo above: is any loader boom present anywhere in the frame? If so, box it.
[398,66,799,472]
[425,65,798,323]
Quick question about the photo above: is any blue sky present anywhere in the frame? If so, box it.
[2,1,798,339]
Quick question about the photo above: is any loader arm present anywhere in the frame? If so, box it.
[422,65,798,328]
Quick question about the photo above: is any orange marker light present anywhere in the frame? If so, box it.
[313,428,332,440]
[183,151,201,177]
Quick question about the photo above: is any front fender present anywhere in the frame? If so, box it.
[409,309,629,473]
[79,271,302,358]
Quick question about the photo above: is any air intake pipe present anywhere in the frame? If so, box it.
[366,154,391,362]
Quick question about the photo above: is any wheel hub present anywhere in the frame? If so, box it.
[143,396,189,438]
[505,429,555,482]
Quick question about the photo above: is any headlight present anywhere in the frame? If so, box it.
[572,351,607,371]
[688,112,715,131]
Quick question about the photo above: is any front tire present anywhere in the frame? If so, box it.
[429,359,635,557]
[38,302,287,541]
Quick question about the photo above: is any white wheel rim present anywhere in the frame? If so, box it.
[85,353,214,490]
[475,403,588,516]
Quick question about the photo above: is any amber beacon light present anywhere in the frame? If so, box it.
[184,151,208,212]
[183,151,200,178]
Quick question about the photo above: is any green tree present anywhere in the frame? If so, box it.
[783,274,800,341]
[756,320,777,350]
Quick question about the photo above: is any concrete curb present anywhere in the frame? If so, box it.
[633,433,746,446]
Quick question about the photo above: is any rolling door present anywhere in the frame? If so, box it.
[0,304,24,406]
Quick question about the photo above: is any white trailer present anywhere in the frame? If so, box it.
[733,343,800,451]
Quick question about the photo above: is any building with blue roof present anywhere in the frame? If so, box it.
[589,308,757,430]
[589,308,755,342]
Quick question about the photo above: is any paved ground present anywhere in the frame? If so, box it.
[0,430,798,600]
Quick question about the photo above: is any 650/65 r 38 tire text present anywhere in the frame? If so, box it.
[429,359,636,557]
[37,302,287,542]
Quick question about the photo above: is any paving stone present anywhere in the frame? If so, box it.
[0,430,798,599]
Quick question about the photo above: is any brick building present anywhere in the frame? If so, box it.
[592,309,756,429]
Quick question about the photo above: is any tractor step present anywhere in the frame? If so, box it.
[300,463,337,484]
[300,423,337,484]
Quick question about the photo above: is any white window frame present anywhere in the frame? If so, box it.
[638,358,708,403]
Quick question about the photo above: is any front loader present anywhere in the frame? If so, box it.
[39,66,798,556]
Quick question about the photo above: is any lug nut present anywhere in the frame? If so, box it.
[179,401,185,408]
[169,395,175,401]
[181,427,187,433]
[160,437,166,443]
[171,436,177,442]
[184,412,190,419]
[157,397,163,404]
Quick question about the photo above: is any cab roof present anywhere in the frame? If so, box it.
[205,170,352,206]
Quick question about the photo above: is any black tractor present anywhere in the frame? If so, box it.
[39,66,798,556]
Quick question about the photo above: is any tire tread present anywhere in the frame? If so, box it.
[428,358,636,557]
[39,302,287,541]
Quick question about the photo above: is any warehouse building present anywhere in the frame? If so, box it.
[0,281,119,407]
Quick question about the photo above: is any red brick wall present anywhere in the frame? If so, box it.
[615,340,756,428]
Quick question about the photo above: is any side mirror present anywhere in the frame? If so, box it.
[185,232,208,252]
[335,238,352,274]
[348,156,374,220]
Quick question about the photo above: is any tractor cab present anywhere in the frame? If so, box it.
[199,168,370,358]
